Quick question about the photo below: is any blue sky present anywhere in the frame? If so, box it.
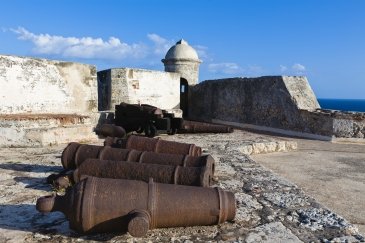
[0,0,364,99]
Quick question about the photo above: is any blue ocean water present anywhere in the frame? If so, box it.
[317,99,365,112]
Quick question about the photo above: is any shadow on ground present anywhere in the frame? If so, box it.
[0,204,123,241]
[0,163,62,173]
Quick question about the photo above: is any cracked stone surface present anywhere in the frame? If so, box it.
[0,130,363,242]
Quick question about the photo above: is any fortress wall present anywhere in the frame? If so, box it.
[97,68,181,111]
[189,76,319,129]
[0,55,98,114]
[0,55,99,147]
[189,76,365,140]
[322,110,365,140]
[188,76,335,138]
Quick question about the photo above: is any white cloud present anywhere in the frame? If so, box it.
[279,63,306,75]
[247,65,264,75]
[280,65,288,72]
[208,62,244,75]
[147,33,174,55]
[292,63,306,74]
[193,45,209,61]
[11,27,147,60]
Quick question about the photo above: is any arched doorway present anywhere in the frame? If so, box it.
[180,78,189,118]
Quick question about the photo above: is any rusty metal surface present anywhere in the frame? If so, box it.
[117,103,163,117]
[55,159,211,189]
[37,177,236,236]
[61,142,82,169]
[61,143,211,170]
[50,143,214,186]
[179,120,233,133]
[107,135,202,156]
[96,124,126,138]
[114,103,184,137]
[114,103,164,137]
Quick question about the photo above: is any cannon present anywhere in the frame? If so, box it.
[53,158,212,189]
[179,120,233,133]
[37,177,236,237]
[104,135,202,156]
[95,124,126,138]
[61,142,208,170]
[115,102,182,137]
[47,142,213,185]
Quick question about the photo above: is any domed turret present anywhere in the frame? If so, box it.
[162,39,201,86]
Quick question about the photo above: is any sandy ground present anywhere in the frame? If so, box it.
[252,137,365,236]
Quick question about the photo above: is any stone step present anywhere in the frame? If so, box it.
[0,114,99,147]
[0,114,94,128]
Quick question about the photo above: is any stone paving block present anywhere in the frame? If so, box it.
[245,222,303,243]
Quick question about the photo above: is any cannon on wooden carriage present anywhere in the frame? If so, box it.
[114,102,182,137]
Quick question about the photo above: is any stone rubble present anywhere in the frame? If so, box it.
[0,130,363,242]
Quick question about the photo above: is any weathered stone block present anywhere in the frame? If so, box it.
[189,76,365,141]
[0,55,98,114]
[97,68,180,111]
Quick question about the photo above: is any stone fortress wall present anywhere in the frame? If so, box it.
[188,76,365,141]
[97,68,181,112]
[1,38,365,147]
[0,55,98,114]
[0,55,99,147]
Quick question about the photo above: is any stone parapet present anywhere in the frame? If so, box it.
[0,55,99,147]
[0,55,98,114]
[189,76,365,141]
[0,113,99,147]
[189,76,319,125]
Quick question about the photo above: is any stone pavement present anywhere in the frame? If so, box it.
[0,130,363,242]
[252,137,365,237]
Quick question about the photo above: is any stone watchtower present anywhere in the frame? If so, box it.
[162,39,202,86]
[162,39,201,117]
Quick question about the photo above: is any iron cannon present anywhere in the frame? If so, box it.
[104,135,202,156]
[95,124,126,138]
[60,142,209,170]
[47,142,213,185]
[115,102,182,137]
[53,158,212,189]
[179,120,233,133]
[37,177,236,237]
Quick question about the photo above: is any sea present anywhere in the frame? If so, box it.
[317,99,365,112]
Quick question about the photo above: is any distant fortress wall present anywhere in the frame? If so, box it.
[189,76,365,141]
[0,55,98,114]
[0,55,99,147]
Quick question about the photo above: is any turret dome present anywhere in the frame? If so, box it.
[162,39,201,86]
[164,39,200,61]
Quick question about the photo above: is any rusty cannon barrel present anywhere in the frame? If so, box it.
[104,135,202,156]
[61,143,212,170]
[37,177,236,237]
[54,158,212,189]
[117,102,164,117]
[179,120,233,134]
[96,124,126,138]
[48,143,214,185]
